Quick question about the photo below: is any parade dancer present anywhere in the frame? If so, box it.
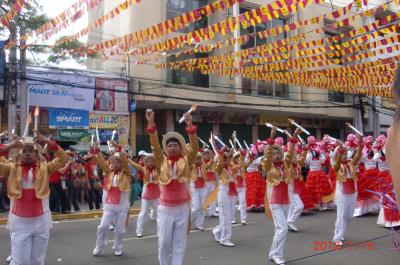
[332,135,363,246]
[262,127,298,265]
[203,148,218,217]
[304,136,332,211]
[245,141,266,212]
[92,142,131,257]
[287,132,307,232]
[0,132,68,265]
[353,136,379,217]
[190,152,207,230]
[129,153,160,237]
[211,147,243,247]
[231,150,253,225]
[375,135,400,227]
[146,109,198,265]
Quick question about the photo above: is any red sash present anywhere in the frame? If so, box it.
[206,172,216,181]
[160,179,191,206]
[293,179,305,194]
[143,183,160,200]
[12,189,43,217]
[270,181,290,204]
[342,179,356,194]
[106,187,121,205]
[236,175,244,188]
[194,177,205,189]
[228,181,238,196]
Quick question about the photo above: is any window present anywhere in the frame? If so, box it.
[165,0,209,87]
[328,91,345,103]
[166,53,209,88]
[239,6,289,98]
[166,0,208,34]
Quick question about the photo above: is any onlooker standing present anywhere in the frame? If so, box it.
[85,156,102,210]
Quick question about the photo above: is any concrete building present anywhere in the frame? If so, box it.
[87,0,392,151]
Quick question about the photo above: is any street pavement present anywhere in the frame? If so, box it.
[0,208,399,265]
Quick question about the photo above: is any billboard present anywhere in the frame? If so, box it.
[28,72,95,111]
[94,78,128,113]
[48,108,89,129]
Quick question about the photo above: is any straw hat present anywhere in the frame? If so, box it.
[143,153,155,164]
[162,132,186,154]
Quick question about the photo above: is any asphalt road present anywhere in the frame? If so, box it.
[0,208,399,265]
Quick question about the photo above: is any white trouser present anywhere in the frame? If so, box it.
[10,228,50,265]
[158,203,190,265]
[287,183,304,225]
[191,186,206,228]
[95,207,129,252]
[333,184,357,242]
[136,198,159,235]
[213,185,232,242]
[230,194,237,222]
[237,187,247,222]
[205,181,217,215]
[267,185,289,260]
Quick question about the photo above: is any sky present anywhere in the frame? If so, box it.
[31,0,89,69]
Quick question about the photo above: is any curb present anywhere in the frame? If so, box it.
[0,208,140,225]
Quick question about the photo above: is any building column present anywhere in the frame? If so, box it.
[316,129,321,140]
[252,125,258,142]
[130,112,136,154]
[213,124,219,135]
[166,110,174,132]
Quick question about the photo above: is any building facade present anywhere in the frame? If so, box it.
[87,0,394,152]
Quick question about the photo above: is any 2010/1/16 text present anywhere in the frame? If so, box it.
[313,241,375,251]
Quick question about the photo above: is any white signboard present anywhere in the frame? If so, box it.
[28,72,95,111]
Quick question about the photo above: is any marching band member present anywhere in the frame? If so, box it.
[129,153,160,237]
[190,152,207,230]
[92,142,131,257]
[332,135,363,246]
[203,148,218,217]
[353,136,379,217]
[375,135,400,228]
[145,109,199,265]
[231,150,253,225]
[212,147,244,247]
[0,132,68,265]
[262,127,298,265]
[287,131,307,232]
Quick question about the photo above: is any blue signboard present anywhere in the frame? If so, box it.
[48,108,89,129]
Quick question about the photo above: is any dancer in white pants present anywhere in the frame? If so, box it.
[332,136,362,246]
[92,144,131,257]
[231,151,252,225]
[190,152,207,230]
[211,147,241,247]
[0,134,68,265]
[129,154,160,237]
[262,127,300,265]
[203,149,218,217]
[146,109,199,265]
[287,144,307,232]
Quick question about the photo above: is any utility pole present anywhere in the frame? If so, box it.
[7,20,17,139]
[20,26,27,135]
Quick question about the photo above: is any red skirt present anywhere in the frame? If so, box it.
[300,186,316,210]
[305,170,333,205]
[382,175,400,223]
[376,170,390,193]
[357,168,378,200]
[245,171,265,209]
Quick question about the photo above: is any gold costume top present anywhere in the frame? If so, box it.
[129,159,159,185]
[0,146,68,199]
[334,146,362,183]
[95,152,131,192]
[148,127,199,185]
[261,141,295,186]
[287,148,307,182]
